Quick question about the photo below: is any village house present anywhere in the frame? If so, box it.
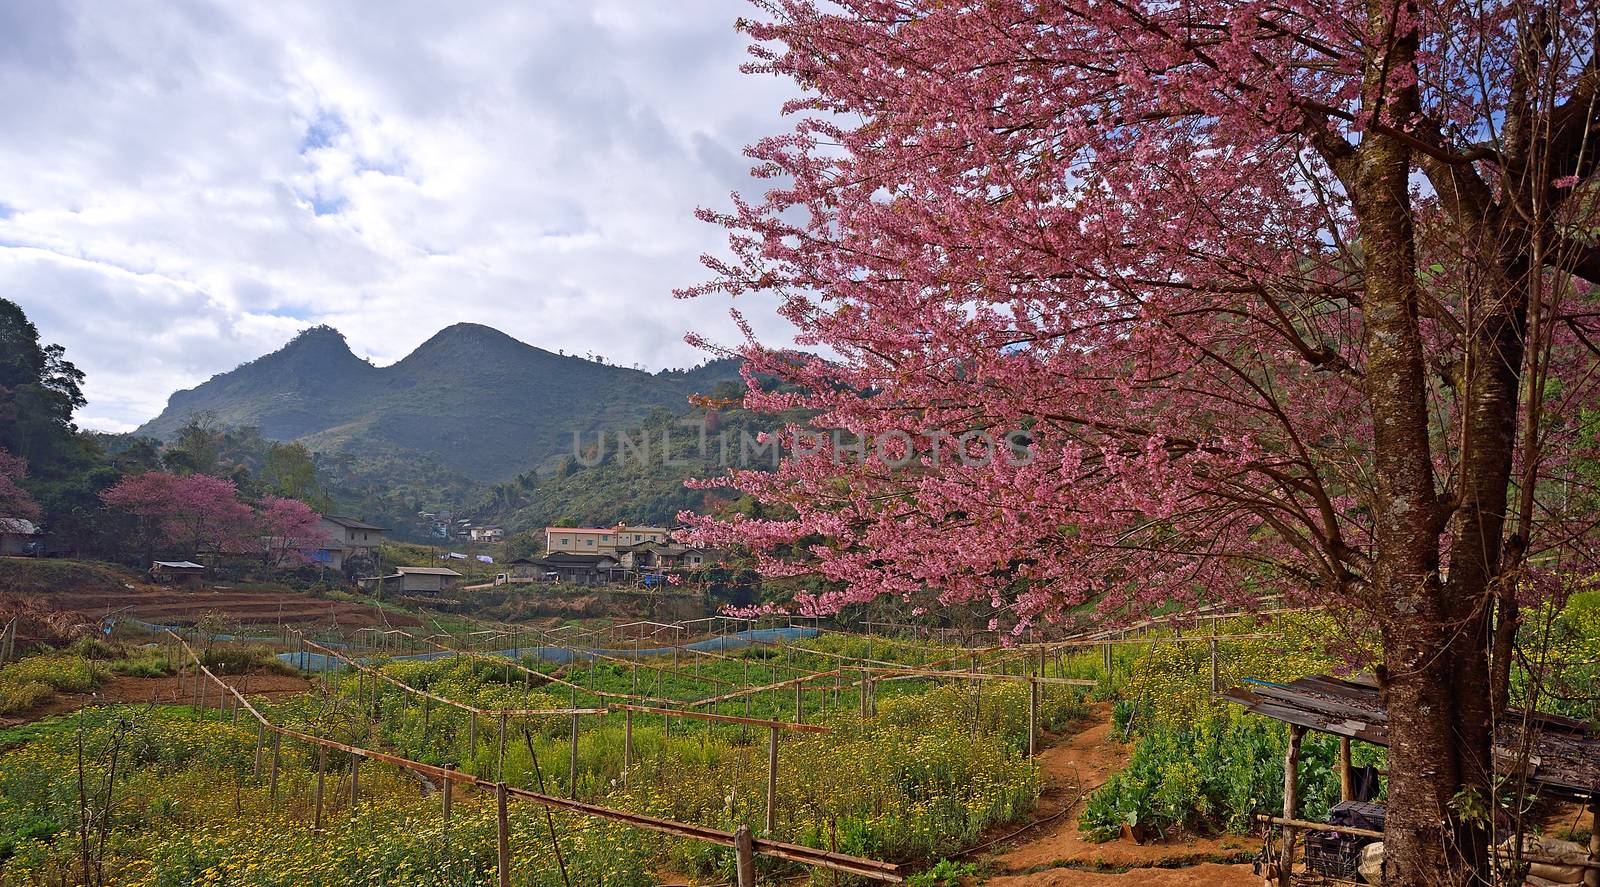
[504,557,545,581]
[315,516,387,570]
[544,524,668,556]
[616,541,716,573]
[529,552,620,586]
[468,526,504,543]
[0,517,40,556]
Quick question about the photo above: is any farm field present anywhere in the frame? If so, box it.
[0,597,1594,886]
[0,559,419,638]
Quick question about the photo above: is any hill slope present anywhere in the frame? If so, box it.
[136,324,742,483]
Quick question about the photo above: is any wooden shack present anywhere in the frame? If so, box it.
[1228,674,1599,886]
[150,560,206,589]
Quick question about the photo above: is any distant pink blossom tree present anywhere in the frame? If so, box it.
[683,2,1600,882]
[253,495,330,568]
[0,450,41,523]
[101,471,255,560]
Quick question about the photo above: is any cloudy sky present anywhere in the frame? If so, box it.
[0,1,799,432]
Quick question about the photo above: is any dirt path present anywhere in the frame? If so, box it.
[981,703,1259,886]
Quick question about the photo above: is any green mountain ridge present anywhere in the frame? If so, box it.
[135,323,744,484]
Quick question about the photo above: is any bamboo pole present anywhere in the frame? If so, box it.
[568,714,579,799]
[1339,737,1354,802]
[313,746,326,830]
[350,755,360,808]
[269,733,282,802]
[623,708,633,790]
[765,725,779,835]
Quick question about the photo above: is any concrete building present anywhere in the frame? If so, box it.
[544,524,668,556]
[617,542,716,572]
[315,516,387,570]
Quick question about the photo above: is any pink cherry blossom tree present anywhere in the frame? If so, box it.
[253,495,330,568]
[101,471,255,561]
[684,2,1600,882]
[0,449,41,524]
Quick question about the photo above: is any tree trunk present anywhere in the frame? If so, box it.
[1348,47,1485,880]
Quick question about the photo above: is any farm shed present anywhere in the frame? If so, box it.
[361,566,463,595]
[505,558,543,581]
[1227,674,1600,885]
[0,517,40,556]
[149,561,206,589]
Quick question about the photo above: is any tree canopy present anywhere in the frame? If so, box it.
[684,2,1600,883]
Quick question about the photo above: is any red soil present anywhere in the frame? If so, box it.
[2,582,420,632]
[982,703,1260,886]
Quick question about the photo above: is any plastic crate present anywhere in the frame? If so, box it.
[1305,830,1364,880]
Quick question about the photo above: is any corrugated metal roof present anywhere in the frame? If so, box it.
[323,515,388,531]
[152,561,206,570]
[394,566,462,577]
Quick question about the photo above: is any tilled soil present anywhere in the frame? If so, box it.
[2,582,421,630]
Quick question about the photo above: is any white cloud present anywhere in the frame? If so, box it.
[0,1,799,432]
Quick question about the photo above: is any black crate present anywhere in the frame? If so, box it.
[1305,829,1367,881]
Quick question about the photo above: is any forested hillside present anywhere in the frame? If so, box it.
[136,323,743,483]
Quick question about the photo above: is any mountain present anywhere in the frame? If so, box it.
[136,323,744,483]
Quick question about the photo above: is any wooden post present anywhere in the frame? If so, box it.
[972,658,982,736]
[795,680,803,723]
[269,733,282,802]
[469,710,478,763]
[350,755,360,808]
[442,763,455,821]
[1339,737,1354,802]
[568,713,579,799]
[735,823,756,887]
[423,695,430,733]
[1278,724,1305,887]
[623,708,633,790]
[765,724,779,835]
[1028,676,1039,758]
[1585,798,1599,887]
[1102,642,1112,677]
[496,782,511,887]
[1209,638,1219,695]
[497,714,508,781]
[313,746,326,831]
[253,723,265,777]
